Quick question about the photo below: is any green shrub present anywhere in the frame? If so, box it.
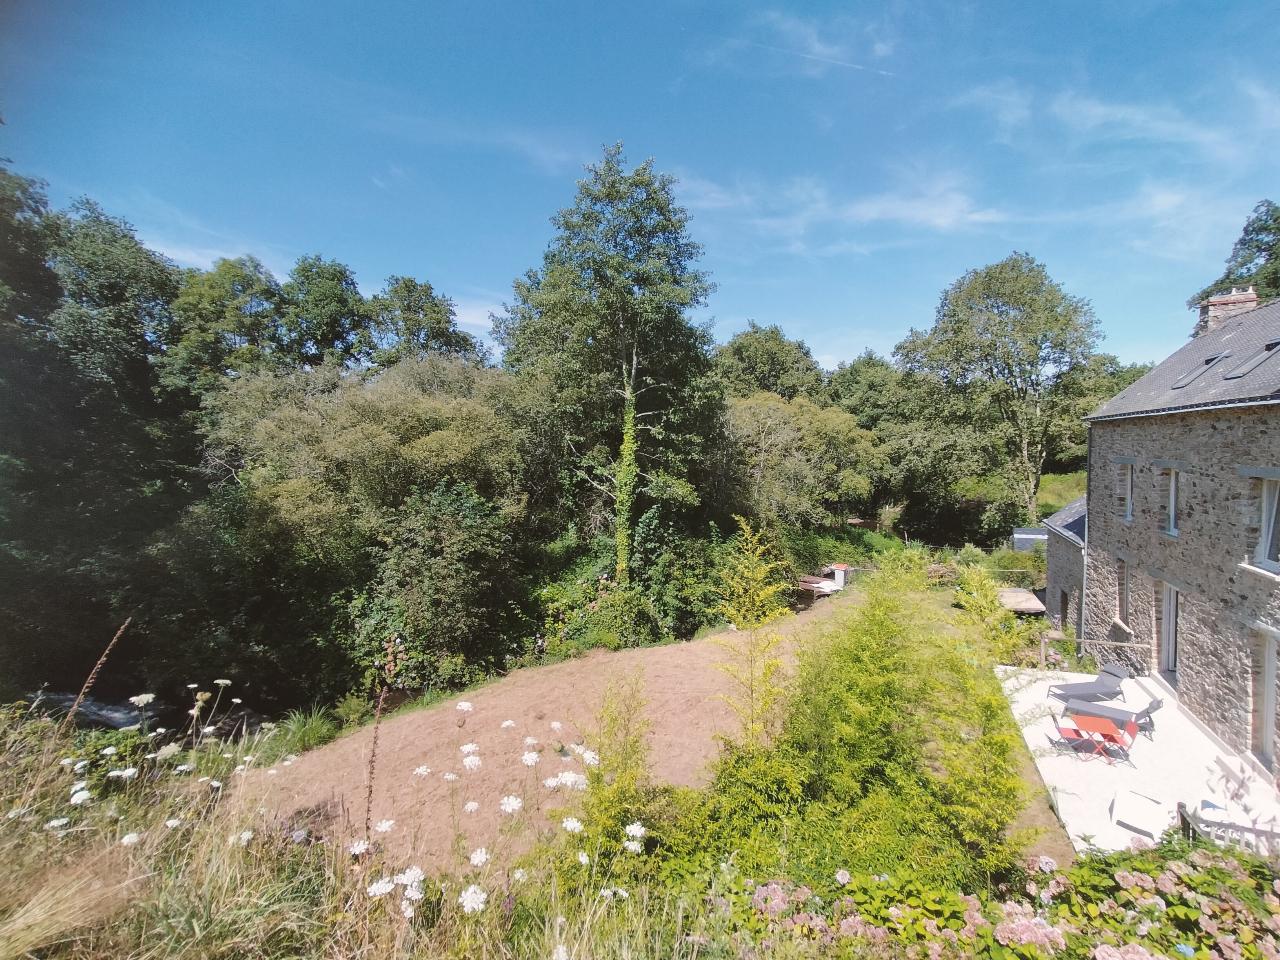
[775,525,898,578]
[276,705,338,752]
[333,692,372,728]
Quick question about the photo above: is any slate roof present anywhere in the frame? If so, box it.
[1042,495,1087,548]
[1087,299,1280,421]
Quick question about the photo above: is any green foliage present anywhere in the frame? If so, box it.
[715,518,789,631]
[663,573,1027,891]
[1036,471,1086,518]
[776,525,898,578]
[333,693,373,728]
[1190,198,1280,315]
[346,481,516,690]
[725,391,880,528]
[713,320,825,401]
[276,705,339,753]
[544,582,668,656]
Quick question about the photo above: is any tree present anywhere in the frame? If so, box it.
[726,392,879,528]
[827,351,902,430]
[895,252,1099,524]
[368,275,481,367]
[0,164,59,325]
[495,144,714,583]
[157,256,286,406]
[279,255,372,367]
[1190,199,1280,316]
[714,321,824,400]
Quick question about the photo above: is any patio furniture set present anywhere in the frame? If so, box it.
[1047,664,1163,766]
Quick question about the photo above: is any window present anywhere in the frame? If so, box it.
[1121,463,1133,520]
[1117,559,1129,625]
[1163,469,1180,535]
[1225,340,1280,380]
[1171,351,1230,389]
[1255,480,1280,572]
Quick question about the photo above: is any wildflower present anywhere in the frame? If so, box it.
[161,817,181,829]
[464,801,479,814]
[209,780,222,789]
[615,887,629,900]
[502,720,516,729]
[443,772,458,782]
[291,829,308,843]
[400,898,415,919]
[71,780,88,793]
[460,742,479,754]
[550,721,562,732]
[456,701,473,713]
[45,817,70,830]
[599,888,614,901]
[624,822,646,839]
[469,847,489,867]
[59,757,75,766]
[522,751,541,767]
[499,795,523,815]
[835,869,851,886]
[367,877,395,897]
[349,840,370,855]
[155,743,180,760]
[458,883,487,914]
[231,697,242,704]
[395,866,425,885]
[577,851,589,866]
[463,755,481,771]
[120,832,141,846]
[100,746,118,756]
[524,736,539,746]
[202,726,217,734]
[512,868,527,882]
[107,767,138,779]
[403,882,424,901]
[552,945,569,960]
[374,819,395,833]
[562,817,584,833]
[187,683,198,689]
[543,776,560,789]
[267,769,278,776]
[70,790,92,806]
[174,764,194,773]
[623,840,643,854]
[73,760,89,773]
[215,679,231,686]
[413,765,431,777]
[236,830,253,846]
[581,750,599,767]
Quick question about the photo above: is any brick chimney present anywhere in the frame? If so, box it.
[1195,285,1259,336]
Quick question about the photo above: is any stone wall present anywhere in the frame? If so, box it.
[1083,406,1280,761]
[1045,528,1083,635]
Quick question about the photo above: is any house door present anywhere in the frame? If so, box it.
[1159,585,1179,676]
[1254,631,1278,769]
[1059,591,1070,631]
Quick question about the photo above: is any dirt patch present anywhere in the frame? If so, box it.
[259,590,863,873]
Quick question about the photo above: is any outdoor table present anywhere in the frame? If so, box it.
[1063,699,1136,726]
[1070,714,1136,764]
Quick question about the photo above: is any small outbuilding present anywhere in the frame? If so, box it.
[1043,496,1086,635]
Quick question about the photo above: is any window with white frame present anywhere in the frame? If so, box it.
[1255,479,1280,571]
[1117,558,1130,625]
[1164,469,1180,535]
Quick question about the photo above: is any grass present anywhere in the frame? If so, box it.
[1037,470,1086,518]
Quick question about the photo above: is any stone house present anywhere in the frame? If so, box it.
[1043,496,1085,636]
[1074,286,1280,774]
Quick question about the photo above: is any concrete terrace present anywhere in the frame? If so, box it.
[998,666,1280,855]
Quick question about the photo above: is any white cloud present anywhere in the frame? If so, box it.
[1049,91,1238,164]
[367,110,584,176]
[712,10,895,78]
[452,297,503,334]
[953,80,1033,141]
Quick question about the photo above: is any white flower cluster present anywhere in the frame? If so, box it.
[463,801,479,814]
[462,754,482,772]
[458,883,487,914]
[543,770,588,791]
[561,817,584,834]
[499,795,522,815]
[521,751,540,767]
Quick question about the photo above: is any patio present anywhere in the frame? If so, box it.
[997,665,1280,854]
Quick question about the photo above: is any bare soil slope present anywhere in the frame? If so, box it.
[261,592,862,872]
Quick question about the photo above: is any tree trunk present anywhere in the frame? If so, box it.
[614,386,638,584]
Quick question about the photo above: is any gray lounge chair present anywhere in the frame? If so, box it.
[1048,671,1125,703]
[1100,663,1131,680]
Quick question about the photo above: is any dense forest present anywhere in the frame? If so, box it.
[7,147,1270,710]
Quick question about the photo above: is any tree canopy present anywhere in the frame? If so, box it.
[1190,199,1280,310]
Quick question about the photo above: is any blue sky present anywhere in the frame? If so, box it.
[2,1,1277,366]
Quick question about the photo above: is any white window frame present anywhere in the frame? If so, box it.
[1165,469,1180,536]
[1117,559,1129,626]
[1122,464,1133,521]
[1255,479,1280,573]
